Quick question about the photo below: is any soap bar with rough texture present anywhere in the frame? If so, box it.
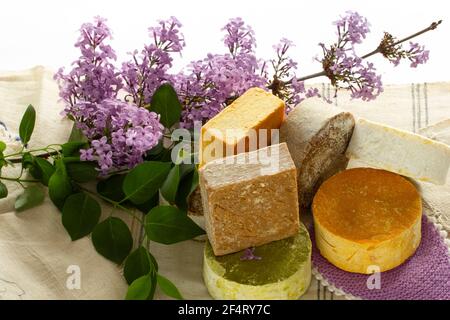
[199,87,285,167]
[199,143,300,256]
[280,98,355,208]
[346,118,450,185]
[203,223,311,300]
[312,168,422,274]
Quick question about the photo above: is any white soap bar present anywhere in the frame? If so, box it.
[346,118,450,185]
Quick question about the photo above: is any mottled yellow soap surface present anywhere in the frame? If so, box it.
[199,87,285,166]
[312,168,422,273]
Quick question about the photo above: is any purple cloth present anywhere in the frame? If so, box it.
[311,215,450,300]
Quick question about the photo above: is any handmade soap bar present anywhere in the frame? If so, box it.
[203,223,311,300]
[199,143,300,256]
[312,168,422,274]
[199,87,285,167]
[280,98,355,207]
[346,118,450,185]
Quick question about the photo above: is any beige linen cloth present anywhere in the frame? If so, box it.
[0,66,449,300]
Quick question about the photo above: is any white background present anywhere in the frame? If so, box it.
[0,0,449,84]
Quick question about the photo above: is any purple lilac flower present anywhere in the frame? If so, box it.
[334,11,370,45]
[175,18,267,128]
[240,247,262,261]
[378,33,430,69]
[54,16,122,110]
[78,99,163,173]
[268,38,315,110]
[407,42,429,68]
[121,17,185,107]
[223,17,256,56]
[317,12,383,101]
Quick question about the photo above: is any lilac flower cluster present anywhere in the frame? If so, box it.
[315,11,430,101]
[333,11,370,45]
[268,38,320,110]
[122,17,185,108]
[174,18,267,128]
[319,11,383,101]
[378,32,430,68]
[408,42,430,68]
[78,99,163,173]
[54,16,122,107]
[54,17,163,173]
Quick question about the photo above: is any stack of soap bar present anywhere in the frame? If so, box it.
[199,143,300,256]
[280,97,355,207]
[199,87,285,167]
[203,223,311,300]
[346,118,450,185]
[312,168,422,274]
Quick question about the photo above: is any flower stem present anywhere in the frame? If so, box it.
[361,20,442,59]
[0,176,40,183]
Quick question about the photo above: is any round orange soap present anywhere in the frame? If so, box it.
[312,168,422,274]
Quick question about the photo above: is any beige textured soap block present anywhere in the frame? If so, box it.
[280,98,355,207]
[199,143,300,256]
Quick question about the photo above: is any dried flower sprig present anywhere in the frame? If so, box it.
[271,14,441,101]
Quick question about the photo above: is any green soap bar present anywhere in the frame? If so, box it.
[203,223,312,300]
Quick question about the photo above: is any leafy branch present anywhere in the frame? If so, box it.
[0,84,202,300]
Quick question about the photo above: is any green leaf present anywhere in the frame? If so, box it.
[19,104,36,145]
[22,154,55,186]
[179,163,196,179]
[123,161,171,205]
[149,83,182,128]
[66,162,98,183]
[14,185,45,211]
[68,123,87,143]
[123,246,158,285]
[62,193,101,241]
[145,205,205,244]
[175,169,199,211]
[22,152,34,169]
[61,141,88,157]
[92,217,133,264]
[133,192,159,214]
[61,156,82,164]
[34,157,55,186]
[157,274,183,300]
[0,141,6,152]
[0,181,8,199]
[48,159,73,210]
[125,273,154,300]
[97,174,126,202]
[160,164,180,204]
